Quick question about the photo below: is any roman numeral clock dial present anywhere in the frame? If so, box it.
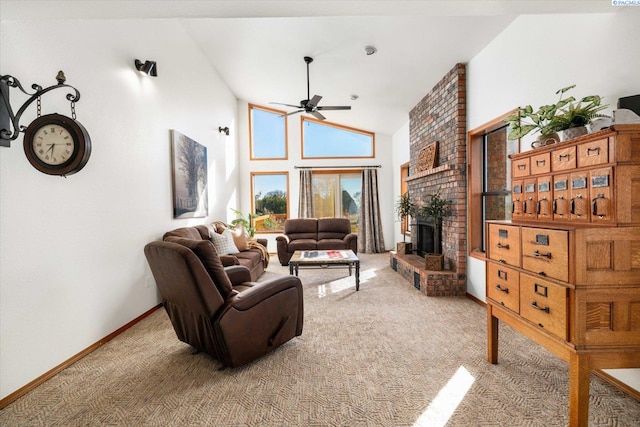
[23,113,91,176]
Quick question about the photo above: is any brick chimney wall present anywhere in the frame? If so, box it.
[407,63,467,294]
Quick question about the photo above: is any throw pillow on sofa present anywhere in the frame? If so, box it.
[210,228,240,255]
[231,223,249,251]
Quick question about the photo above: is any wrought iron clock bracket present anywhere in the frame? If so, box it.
[0,71,81,147]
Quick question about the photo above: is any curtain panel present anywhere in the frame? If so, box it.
[358,168,385,253]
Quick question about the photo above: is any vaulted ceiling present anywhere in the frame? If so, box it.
[1,1,618,135]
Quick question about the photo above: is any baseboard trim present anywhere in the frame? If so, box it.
[466,292,485,307]
[594,369,640,402]
[0,304,162,410]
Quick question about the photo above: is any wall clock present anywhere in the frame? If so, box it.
[23,113,91,176]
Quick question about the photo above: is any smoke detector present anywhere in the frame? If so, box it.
[364,46,377,56]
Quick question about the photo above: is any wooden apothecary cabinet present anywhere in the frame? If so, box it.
[486,125,640,426]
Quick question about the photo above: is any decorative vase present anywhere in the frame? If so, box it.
[562,126,588,141]
[531,132,560,149]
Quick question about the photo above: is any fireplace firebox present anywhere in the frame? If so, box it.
[415,217,441,257]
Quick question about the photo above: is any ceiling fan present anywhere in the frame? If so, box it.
[270,56,351,121]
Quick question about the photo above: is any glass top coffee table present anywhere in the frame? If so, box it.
[289,250,361,291]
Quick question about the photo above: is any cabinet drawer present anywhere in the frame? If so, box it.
[553,175,570,221]
[488,224,521,267]
[577,138,608,168]
[522,179,537,219]
[513,158,530,178]
[552,146,576,171]
[519,274,568,340]
[512,180,524,220]
[487,263,520,313]
[521,227,569,281]
[530,152,551,175]
[537,177,553,220]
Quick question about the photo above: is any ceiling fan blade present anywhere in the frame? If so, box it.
[284,109,304,117]
[270,102,303,109]
[307,95,322,109]
[311,110,326,120]
[317,106,352,111]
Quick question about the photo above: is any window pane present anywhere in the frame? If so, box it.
[252,173,288,232]
[483,194,511,221]
[250,105,287,159]
[340,175,361,232]
[302,118,374,158]
[312,173,361,233]
[312,175,336,218]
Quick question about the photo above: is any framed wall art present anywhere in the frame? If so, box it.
[171,130,208,218]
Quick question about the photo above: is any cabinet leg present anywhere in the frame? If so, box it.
[569,353,590,427]
[487,305,499,364]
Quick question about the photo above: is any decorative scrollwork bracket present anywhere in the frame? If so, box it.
[0,71,81,147]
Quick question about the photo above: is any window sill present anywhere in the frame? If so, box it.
[469,251,486,262]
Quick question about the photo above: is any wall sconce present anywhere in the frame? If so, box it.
[134,59,158,77]
[218,126,229,135]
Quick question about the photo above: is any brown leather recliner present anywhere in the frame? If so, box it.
[275,218,358,265]
[144,238,303,368]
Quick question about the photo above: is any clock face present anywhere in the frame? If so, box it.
[23,113,91,176]
[31,123,76,166]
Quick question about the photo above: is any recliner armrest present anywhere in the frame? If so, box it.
[227,275,302,311]
[275,235,290,244]
[224,265,252,285]
[256,238,268,248]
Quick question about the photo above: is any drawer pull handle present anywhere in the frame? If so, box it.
[496,243,510,250]
[592,193,608,218]
[517,164,527,170]
[538,271,547,277]
[558,153,571,161]
[530,301,550,313]
[533,250,552,259]
[586,147,601,156]
[536,159,546,166]
[499,259,506,264]
[495,284,509,294]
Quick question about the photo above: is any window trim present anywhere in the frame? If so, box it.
[250,171,290,233]
[248,103,289,161]
[467,111,519,259]
[300,116,375,159]
[400,162,410,236]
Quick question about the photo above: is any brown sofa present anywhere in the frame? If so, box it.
[163,224,268,281]
[144,239,303,368]
[275,218,358,265]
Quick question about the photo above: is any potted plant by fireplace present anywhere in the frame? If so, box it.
[395,192,416,254]
[420,192,451,271]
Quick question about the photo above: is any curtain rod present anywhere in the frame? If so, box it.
[294,165,381,169]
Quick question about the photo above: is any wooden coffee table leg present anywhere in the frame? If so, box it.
[355,260,360,291]
[289,263,293,275]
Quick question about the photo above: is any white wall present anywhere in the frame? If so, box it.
[236,100,395,253]
[391,120,410,244]
[465,10,640,391]
[0,19,240,399]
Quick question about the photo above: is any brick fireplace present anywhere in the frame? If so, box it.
[391,63,467,296]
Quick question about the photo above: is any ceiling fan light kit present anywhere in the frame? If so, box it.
[270,56,351,121]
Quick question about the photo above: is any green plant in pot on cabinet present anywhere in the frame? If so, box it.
[420,192,451,271]
[395,193,416,254]
[504,85,608,148]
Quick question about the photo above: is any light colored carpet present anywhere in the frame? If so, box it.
[1,253,639,426]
